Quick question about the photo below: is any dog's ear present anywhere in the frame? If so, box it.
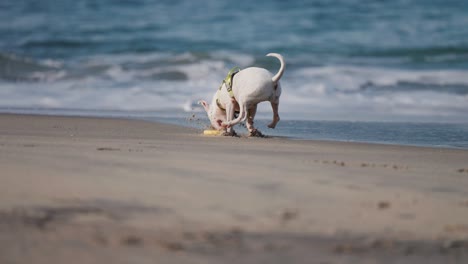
[198,100,210,112]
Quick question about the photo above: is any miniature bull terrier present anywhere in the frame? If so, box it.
[199,53,285,136]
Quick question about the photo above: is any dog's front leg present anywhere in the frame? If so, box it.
[267,101,280,129]
[224,98,237,136]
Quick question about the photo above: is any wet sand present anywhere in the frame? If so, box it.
[1,113,468,263]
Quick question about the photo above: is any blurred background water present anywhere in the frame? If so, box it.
[1,0,467,148]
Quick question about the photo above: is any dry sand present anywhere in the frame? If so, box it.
[1,113,468,263]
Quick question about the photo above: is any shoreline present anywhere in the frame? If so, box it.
[1,113,468,263]
[1,110,468,150]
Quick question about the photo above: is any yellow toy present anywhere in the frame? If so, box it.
[203,129,221,136]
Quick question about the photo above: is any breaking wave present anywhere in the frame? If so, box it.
[1,51,468,123]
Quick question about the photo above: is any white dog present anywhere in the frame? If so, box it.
[199,53,285,136]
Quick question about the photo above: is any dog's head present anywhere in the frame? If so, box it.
[198,99,226,131]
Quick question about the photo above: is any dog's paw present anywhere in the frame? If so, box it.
[222,130,238,137]
[268,117,280,129]
[249,129,265,138]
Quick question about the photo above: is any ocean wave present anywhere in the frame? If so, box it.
[351,45,468,66]
[291,65,468,94]
[354,45,468,58]
[0,52,63,81]
[21,39,89,48]
[0,51,225,82]
[1,51,467,122]
[361,81,468,95]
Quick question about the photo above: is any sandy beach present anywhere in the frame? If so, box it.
[1,113,467,263]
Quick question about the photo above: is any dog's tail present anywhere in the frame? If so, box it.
[266,53,285,83]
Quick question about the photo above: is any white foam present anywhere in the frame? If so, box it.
[293,65,468,93]
[38,97,61,108]
[40,58,63,68]
[2,52,468,123]
[30,70,66,82]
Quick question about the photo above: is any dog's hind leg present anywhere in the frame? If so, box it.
[246,105,257,132]
[247,105,263,137]
[267,101,280,129]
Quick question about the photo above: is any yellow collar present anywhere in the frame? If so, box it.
[218,67,241,98]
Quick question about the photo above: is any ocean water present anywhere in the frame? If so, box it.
[1,0,468,148]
